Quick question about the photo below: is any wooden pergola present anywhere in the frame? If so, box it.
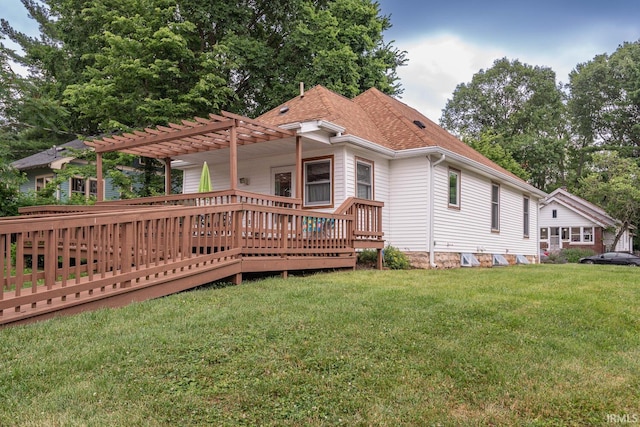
[86,111,299,201]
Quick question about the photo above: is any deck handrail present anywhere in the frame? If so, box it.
[335,197,384,243]
[16,190,302,216]
[0,201,374,325]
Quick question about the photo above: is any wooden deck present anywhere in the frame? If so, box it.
[1,191,383,327]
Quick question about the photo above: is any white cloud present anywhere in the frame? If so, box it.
[394,33,506,121]
[392,28,634,122]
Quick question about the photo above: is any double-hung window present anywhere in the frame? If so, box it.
[523,196,530,238]
[71,177,98,200]
[303,157,333,207]
[448,168,460,208]
[491,183,500,231]
[356,158,373,200]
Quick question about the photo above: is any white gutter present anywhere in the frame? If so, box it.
[428,153,446,268]
[330,134,545,198]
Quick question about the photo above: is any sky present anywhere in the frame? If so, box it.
[2,0,640,121]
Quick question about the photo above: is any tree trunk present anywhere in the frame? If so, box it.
[610,221,629,252]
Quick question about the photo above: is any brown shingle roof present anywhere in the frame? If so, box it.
[258,85,526,183]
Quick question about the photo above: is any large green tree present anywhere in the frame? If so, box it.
[567,40,640,177]
[439,58,567,191]
[577,151,640,250]
[1,0,406,136]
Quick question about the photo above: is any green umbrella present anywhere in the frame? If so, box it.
[198,161,211,192]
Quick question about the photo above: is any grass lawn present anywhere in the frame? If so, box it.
[0,264,639,426]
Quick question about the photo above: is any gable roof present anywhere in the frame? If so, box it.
[11,139,89,171]
[258,85,541,194]
[544,188,621,228]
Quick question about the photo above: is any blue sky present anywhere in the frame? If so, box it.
[2,0,640,120]
[377,0,640,119]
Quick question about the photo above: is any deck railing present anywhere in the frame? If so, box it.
[1,197,382,324]
[335,197,384,247]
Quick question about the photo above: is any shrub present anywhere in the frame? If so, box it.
[561,248,596,263]
[357,249,378,267]
[383,245,411,270]
[543,251,567,264]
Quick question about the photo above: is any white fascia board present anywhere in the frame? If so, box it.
[171,159,196,169]
[330,134,546,197]
[49,156,75,170]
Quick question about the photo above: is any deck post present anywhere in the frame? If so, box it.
[295,136,302,202]
[377,248,383,270]
[164,157,172,196]
[96,152,104,202]
[230,121,238,200]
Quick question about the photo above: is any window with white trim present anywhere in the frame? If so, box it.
[356,158,373,200]
[571,226,594,243]
[35,175,54,192]
[491,183,500,231]
[70,177,98,199]
[523,196,530,237]
[303,157,332,207]
[448,168,460,208]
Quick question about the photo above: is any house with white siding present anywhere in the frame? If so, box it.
[539,188,634,254]
[174,85,546,268]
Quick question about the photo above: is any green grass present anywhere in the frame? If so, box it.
[1,264,639,426]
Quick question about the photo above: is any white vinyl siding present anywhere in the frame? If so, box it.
[388,157,429,251]
[433,165,538,256]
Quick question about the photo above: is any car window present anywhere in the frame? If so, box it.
[603,253,616,259]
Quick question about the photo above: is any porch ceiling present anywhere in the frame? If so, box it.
[85,111,296,159]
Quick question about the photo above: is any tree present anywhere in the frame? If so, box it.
[440,58,567,191]
[577,151,640,250]
[567,41,640,170]
[1,0,406,136]
[467,131,530,181]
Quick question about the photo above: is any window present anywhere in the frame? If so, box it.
[561,227,570,241]
[35,175,54,191]
[491,183,500,231]
[570,227,581,242]
[571,226,594,243]
[516,255,530,264]
[552,209,557,218]
[70,177,98,200]
[356,158,373,200]
[461,253,480,267]
[583,227,593,242]
[493,254,509,266]
[303,157,333,207]
[448,168,460,208]
[523,197,530,237]
[540,227,548,240]
[88,179,98,197]
[71,177,86,196]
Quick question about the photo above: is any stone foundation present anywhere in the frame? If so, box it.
[404,251,537,269]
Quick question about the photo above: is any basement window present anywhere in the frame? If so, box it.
[516,255,530,264]
[492,254,509,266]
[461,253,480,267]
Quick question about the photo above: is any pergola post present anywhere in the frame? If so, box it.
[230,121,238,194]
[96,152,104,202]
[295,135,302,201]
[164,157,172,196]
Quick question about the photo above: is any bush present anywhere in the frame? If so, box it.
[561,248,596,263]
[357,249,378,267]
[383,245,411,270]
[542,251,567,264]
[357,246,411,270]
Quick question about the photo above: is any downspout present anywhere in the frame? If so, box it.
[428,153,446,268]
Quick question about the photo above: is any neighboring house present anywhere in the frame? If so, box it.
[174,85,546,268]
[539,187,634,253]
[11,139,120,202]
